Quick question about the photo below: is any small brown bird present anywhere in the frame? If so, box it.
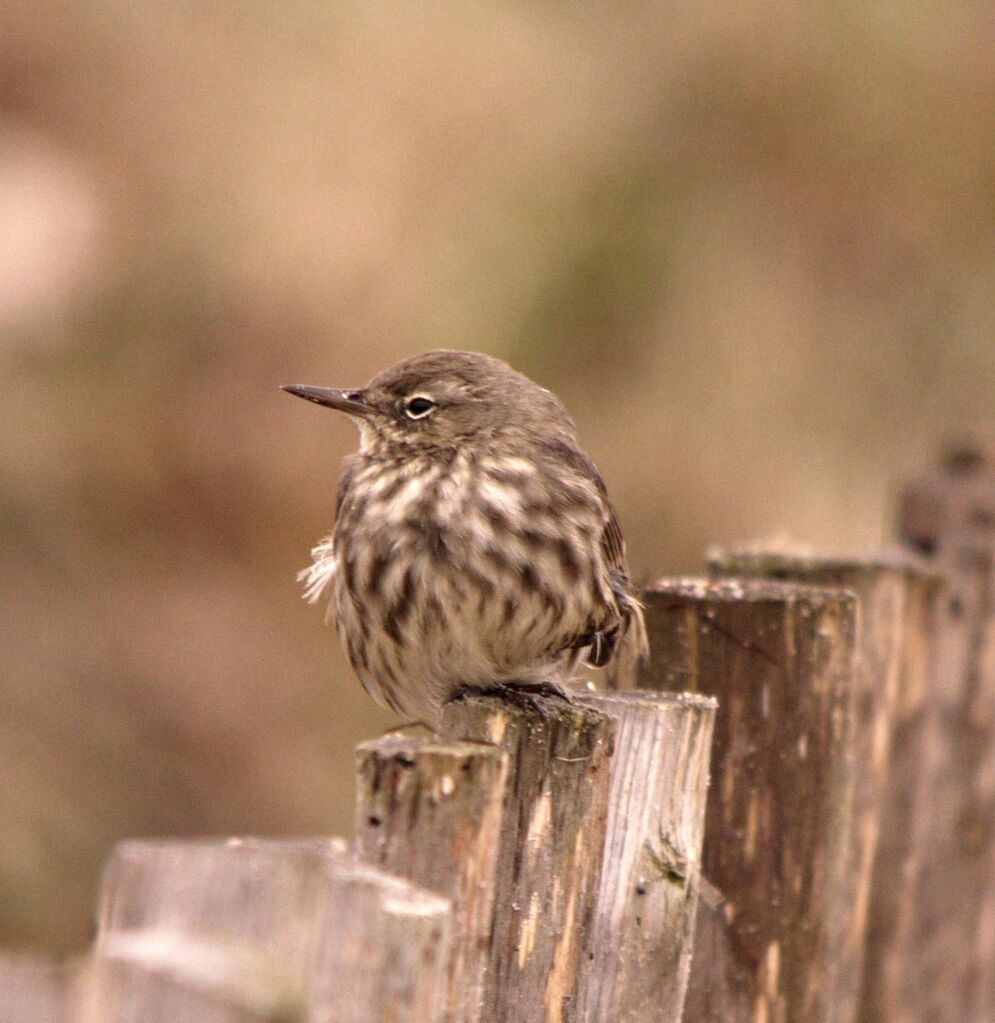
[284,350,647,725]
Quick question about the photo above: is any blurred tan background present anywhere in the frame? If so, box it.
[1,1,992,952]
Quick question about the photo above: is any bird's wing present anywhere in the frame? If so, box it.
[536,437,630,580]
[535,438,648,669]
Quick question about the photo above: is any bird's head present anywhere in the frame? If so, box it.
[283,350,575,456]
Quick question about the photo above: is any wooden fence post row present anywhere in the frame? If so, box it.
[54,690,714,1023]
[8,444,995,1023]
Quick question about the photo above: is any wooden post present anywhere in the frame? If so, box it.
[309,857,451,1023]
[899,441,995,1023]
[98,837,348,953]
[863,562,943,1023]
[571,690,716,1023]
[0,952,72,1023]
[355,735,510,1023]
[710,547,942,1023]
[438,691,614,1023]
[623,578,858,1023]
[77,932,305,1023]
[97,837,452,1023]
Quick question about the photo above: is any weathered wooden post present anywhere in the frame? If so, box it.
[307,856,451,1023]
[78,933,305,1023]
[572,690,716,1023]
[438,692,614,1023]
[617,578,858,1023]
[355,735,509,1023]
[864,561,944,1023]
[98,838,347,952]
[710,547,942,1023]
[0,952,73,1023]
[899,441,995,1023]
[97,837,452,1023]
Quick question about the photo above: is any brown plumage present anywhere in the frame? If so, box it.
[284,350,647,725]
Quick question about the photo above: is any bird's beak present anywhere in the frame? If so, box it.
[281,385,373,417]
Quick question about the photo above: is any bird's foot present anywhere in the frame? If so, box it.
[498,679,573,703]
[448,679,572,718]
[449,683,497,704]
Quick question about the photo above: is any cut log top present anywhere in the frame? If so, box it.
[577,688,717,712]
[441,688,615,761]
[356,733,502,765]
[642,575,860,608]
[634,576,857,697]
[708,544,944,584]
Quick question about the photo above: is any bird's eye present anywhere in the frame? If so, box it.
[404,395,436,419]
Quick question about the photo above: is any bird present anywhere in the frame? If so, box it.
[283,350,647,725]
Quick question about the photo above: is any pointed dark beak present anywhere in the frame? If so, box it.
[281,384,373,416]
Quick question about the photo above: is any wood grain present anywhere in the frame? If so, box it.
[711,547,942,1023]
[626,578,858,1023]
[438,691,614,1023]
[572,690,716,1023]
[356,734,509,1023]
[97,836,451,1023]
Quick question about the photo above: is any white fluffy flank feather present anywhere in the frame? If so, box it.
[298,535,337,617]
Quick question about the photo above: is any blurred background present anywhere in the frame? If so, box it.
[1,1,992,953]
